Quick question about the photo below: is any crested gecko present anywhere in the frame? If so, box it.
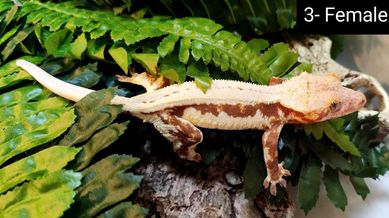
[16,60,366,195]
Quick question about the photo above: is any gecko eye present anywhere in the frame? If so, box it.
[329,101,341,112]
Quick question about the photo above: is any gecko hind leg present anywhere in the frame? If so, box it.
[150,112,203,161]
[262,124,291,196]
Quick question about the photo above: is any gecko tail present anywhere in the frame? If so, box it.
[16,59,94,102]
[16,59,135,111]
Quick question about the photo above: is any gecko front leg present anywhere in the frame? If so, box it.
[262,123,291,196]
[149,111,203,161]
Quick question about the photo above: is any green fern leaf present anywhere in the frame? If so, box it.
[0,146,80,194]
[0,170,82,218]
[97,202,148,218]
[0,97,68,121]
[132,53,159,75]
[157,34,179,58]
[323,165,348,210]
[1,26,34,61]
[0,109,76,165]
[304,119,361,157]
[11,0,305,84]
[0,85,50,109]
[59,88,122,146]
[64,154,142,218]
[73,122,128,171]
[298,155,322,214]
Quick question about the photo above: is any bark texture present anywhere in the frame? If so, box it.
[135,148,294,218]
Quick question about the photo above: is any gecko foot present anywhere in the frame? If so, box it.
[117,71,169,92]
[263,162,291,196]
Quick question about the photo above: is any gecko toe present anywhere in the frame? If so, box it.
[270,183,277,196]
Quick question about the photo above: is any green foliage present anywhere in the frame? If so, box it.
[57,88,146,216]
[96,202,148,218]
[296,113,387,213]
[323,165,347,210]
[0,170,82,218]
[64,155,142,218]
[58,63,102,88]
[0,146,80,194]
[349,176,370,200]
[0,1,384,216]
[0,56,82,218]
[0,0,308,86]
[140,0,296,35]
[0,56,146,217]
[59,88,123,146]
[297,156,322,214]
[0,109,76,165]
[304,118,361,156]
[73,122,128,170]
[242,145,266,198]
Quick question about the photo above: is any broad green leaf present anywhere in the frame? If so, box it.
[59,88,122,146]
[0,71,33,90]
[44,29,73,57]
[309,140,352,171]
[0,97,67,121]
[0,170,81,218]
[187,59,211,92]
[269,52,298,77]
[0,25,19,46]
[0,146,80,194]
[15,1,302,84]
[298,156,322,214]
[58,63,102,88]
[132,53,159,75]
[97,202,148,218]
[194,76,212,93]
[323,122,361,156]
[304,121,361,156]
[0,85,50,108]
[87,39,106,60]
[179,37,191,64]
[262,43,290,66]
[323,165,348,210]
[0,109,76,165]
[284,63,312,78]
[34,24,42,45]
[0,56,44,78]
[157,34,179,58]
[108,44,128,74]
[40,58,77,76]
[349,176,370,200]
[70,33,87,59]
[64,155,142,218]
[160,54,186,83]
[247,38,269,53]
[1,26,34,61]
[73,122,129,171]
[187,59,209,78]
[0,4,18,34]
[243,145,266,198]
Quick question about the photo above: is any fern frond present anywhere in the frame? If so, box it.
[7,0,306,84]
[135,0,296,35]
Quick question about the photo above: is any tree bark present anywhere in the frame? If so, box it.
[135,148,294,218]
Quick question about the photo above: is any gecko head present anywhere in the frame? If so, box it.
[281,72,366,123]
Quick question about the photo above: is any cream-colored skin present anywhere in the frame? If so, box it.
[16,60,366,195]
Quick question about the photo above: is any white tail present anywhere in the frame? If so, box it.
[16,59,135,111]
[16,59,94,102]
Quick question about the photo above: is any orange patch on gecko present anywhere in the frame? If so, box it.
[172,102,313,123]
[159,113,202,161]
[263,127,282,180]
